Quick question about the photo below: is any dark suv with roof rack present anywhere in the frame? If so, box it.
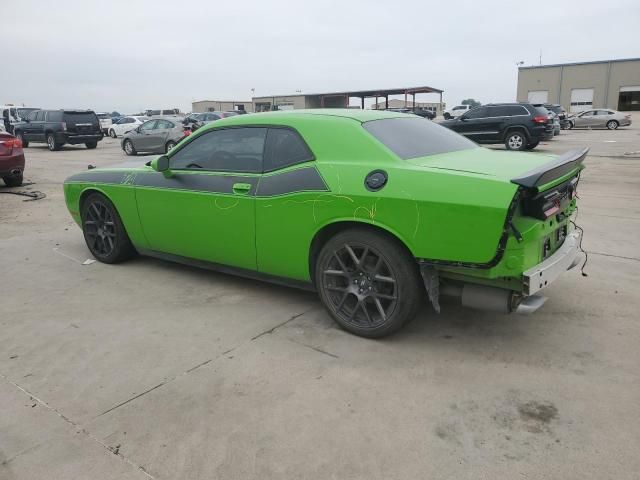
[440,103,554,150]
[14,109,103,151]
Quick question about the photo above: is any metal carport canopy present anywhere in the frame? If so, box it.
[321,86,444,109]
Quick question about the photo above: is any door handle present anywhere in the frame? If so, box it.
[232,183,252,195]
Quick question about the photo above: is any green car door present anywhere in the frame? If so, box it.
[135,127,267,270]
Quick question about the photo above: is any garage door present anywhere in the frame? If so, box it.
[570,88,594,112]
[528,91,548,104]
[618,86,640,111]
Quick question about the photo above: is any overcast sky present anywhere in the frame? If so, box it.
[4,0,639,113]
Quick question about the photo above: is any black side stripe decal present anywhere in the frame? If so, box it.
[66,166,329,197]
[255,167,328,197]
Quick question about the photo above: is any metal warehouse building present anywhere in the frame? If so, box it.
[517,57,640,112]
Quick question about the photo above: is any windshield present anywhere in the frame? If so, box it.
[363,117,476,160]
[96,113,110,119]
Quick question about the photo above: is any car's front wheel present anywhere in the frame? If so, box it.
[123,139,136,156]
[81,192,136,263]
[443,113,451,120]
[109,129,117,138]
[566,121,574,130]
[315,227,423,338]
[505,130,527,151]
[606,120,619,130]
[165,140,176,153]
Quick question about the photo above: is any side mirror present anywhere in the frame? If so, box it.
[151,155,170,173]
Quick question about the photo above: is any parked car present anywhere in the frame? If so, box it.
[145,109,182,118]
[14,110,103,151]
[443,104,472,119]
[108,116,148,138]
[64,109,585,338]
[567,109,632,130]
[440,103,554,150]
[386,108,436,120]
[121,117,188,155]
[96,113,113,135]
[532,104,564,133]
[1,105,40,134]
[0,131,25,186]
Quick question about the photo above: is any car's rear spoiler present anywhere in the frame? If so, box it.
[511,147,588,190]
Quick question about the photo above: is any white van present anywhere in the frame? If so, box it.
[443,104,472,120]
[1,105,40,134]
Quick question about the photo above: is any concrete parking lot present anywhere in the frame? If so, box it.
[1,119,639,479]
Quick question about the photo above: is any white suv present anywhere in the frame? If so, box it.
[444,105,472,120]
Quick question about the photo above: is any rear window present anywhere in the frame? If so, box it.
[534,107,550,116]
[64,112,99,124]
[363,117,476,160]
[96,113,110,119]
[47,111,63,122]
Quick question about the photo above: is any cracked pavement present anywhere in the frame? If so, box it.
[1,117,640,479]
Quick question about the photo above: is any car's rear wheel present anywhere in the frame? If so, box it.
[86,141,98,149]
[606,120,619,130]
[16,131,28,147]
[81,192,136,263]
[165,140,176,153]
[109,129,117,138]
[526,140,539,150]
[47,133,61,151]
[505,130,527,151]
[315,228,423,338]
[123,139,136,156]
[3,172,23,187]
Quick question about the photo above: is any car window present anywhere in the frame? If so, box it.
[140,120,158,131]
[464,107,488,119]
[263,128,314,172]
[596,110,612,116]
[363,117,476,160]
[27,111,38,121]
[170,127,267,173]
[156,120,174,129]
[581,110,595,117]
[453,106,465,111]
[47,111,63,122]
[35,111,46,121]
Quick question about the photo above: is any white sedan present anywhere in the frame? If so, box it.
[108,116,148,138]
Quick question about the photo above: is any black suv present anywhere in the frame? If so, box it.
[440,103,553,150]
[14,110,103,151]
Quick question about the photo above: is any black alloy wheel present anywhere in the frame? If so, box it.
[316,228,422,337]
[81,193,135,263]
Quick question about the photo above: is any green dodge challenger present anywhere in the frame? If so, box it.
[64,109,585,337]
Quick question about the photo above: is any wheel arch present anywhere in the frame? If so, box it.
[503,125,530,141]
[308,219,416,285]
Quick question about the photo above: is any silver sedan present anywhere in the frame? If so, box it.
[568,109,632,130]
[121,118,187,155]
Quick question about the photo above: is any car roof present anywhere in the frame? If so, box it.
[205,108,409,125]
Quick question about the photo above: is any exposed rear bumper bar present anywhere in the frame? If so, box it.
[522,230,582,296]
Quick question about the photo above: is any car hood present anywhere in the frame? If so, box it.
[406,146,556,182]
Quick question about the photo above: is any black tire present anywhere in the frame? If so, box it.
[606,120,619,130]
[80,192,136,263]
[504,130,528,151]
[443,113,451,120]
[46,133,61,151]
[3,172,23,187]
[526,140,539,150]
[314,227,423,338]
[566,121,574,130]
[86,141,98,149]
[109,129,117,138]
[123,139,137,156]
[16,131,28,147]
[165,140,176,153]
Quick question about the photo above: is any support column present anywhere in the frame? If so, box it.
[361,96,365,109]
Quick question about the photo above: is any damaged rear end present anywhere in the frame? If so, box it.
[423,147,588,314]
